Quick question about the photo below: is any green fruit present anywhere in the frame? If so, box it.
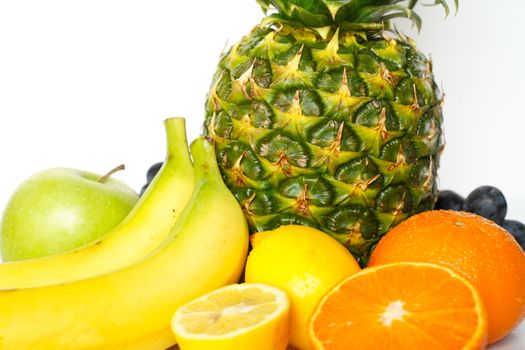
[204,0,456,265]
[1,166,138,261]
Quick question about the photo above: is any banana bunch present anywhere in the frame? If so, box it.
[0,118,195,289]
[0,122,249,349]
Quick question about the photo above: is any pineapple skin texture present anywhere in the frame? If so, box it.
[204,21,443,265]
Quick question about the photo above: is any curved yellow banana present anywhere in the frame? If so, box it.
[0,118,194,289]
[0,137,249,349]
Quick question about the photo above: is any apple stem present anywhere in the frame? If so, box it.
[98,164,126,183]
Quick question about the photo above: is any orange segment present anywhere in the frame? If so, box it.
[309,262,488,350]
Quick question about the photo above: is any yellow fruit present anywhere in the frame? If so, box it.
[0,136,248,349]
[245,225,361,350]
[171,283,290,350]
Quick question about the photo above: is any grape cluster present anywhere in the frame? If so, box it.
[139,162,163,196]
[436,186,524,250]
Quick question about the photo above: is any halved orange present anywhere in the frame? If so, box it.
[309,262,488,350]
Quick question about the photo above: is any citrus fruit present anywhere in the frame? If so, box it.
[171,283,290,350]
[368,210,525,343]
[309,262,488,350]
[244,225,361,350]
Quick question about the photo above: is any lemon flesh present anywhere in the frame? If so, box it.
[171,283,290,350]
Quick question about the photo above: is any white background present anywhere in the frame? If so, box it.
[0,1,524,347]
[0,0,524,224]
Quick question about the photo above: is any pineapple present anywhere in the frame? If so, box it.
[204,0,456,265]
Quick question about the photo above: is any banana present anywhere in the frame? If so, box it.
[0,137,249,349]
[0,118,194,289]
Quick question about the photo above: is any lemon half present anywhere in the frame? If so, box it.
[171,283,290,350]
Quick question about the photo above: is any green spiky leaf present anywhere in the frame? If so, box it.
[255,0,458,30]
[256,0,271,12]
[427,0,460,16]
[323,0,354,18]
[288,5,334,27]
[353,4,423,30]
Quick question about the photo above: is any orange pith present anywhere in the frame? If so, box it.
[309,262,488,350]
[368,210,525,343]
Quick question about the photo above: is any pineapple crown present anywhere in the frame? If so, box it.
[256,0,458,31]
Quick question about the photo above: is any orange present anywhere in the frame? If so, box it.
[368,210,525,344]
[309,262,488,350]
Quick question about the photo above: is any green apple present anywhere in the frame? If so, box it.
[1,165,139,261]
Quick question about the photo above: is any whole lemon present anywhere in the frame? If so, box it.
[244,225,361,350]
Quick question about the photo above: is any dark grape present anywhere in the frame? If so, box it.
[464,186,507,224]
[502,219,525,250]
[139,162,163,196]
[435,190,464,211]
[139,183,150,196]
[146,162,163,182]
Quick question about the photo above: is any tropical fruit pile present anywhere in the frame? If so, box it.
[0,0,524,349]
